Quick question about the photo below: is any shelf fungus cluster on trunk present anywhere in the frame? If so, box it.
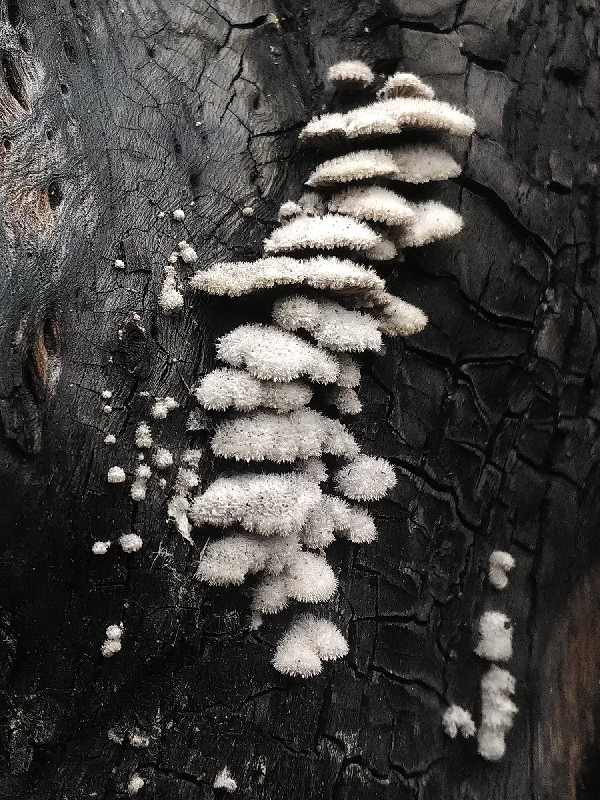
[187,62,475,678]
[100,63,475,682]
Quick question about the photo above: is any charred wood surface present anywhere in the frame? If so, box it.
[0,0,598,798]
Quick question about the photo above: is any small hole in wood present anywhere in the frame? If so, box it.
[189,172,199,189]
[3,138,12,152]
[59,82,69,95]
[46,129,54,141]
[6,0,22,28]
[47,181,63,210]
[63,40,77,63]
[18,33,30,53]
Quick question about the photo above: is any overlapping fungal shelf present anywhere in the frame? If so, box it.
[185,61,475,678]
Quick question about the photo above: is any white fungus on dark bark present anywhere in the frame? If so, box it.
[334,455,396,501]
[213,766,238,792]
[272,614,348,677]
[120,533,143,553]
[92,541,111,555]
[379,72,436,100]
[107,466,126,483]
[442,705,476,739]
[190,255,385,297]
[135,422,153,449]
[474,611,513,662]
[327,59,375,88]
[127,774,145,795]
[489,550,516,590]
[478,666,518,761]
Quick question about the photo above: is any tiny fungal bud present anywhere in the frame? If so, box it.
[107,466,126,483]
[92,541,111,555]
[120,533,143,553]
[213,767,237,793]
[153,447,173,469]
[104,434,116,445]
[127,774,145,795]
[106,624,123,640]
[242,206,254,217]
[157,210,165,218]
[114,259,125,269]
[103,404,113,414]
[101,639,122,657]
[172,208,185,221]
[101,390,113,399]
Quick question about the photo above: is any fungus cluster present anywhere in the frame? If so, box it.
[185,62,474,676]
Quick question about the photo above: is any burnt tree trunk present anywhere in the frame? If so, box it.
[0,0,598,798]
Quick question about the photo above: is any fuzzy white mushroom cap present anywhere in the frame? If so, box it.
[389,144,462,183]
[264,214,383,255]
[379,72,436,100]
[334,455,396,501]
[327,185,415,225]
[120,533,143,553]
[195,368,312,413]
[272,614,348,677]
[474,611,513,662]
[306,149,399,187]
[272,295,382,353]
[210,408,359,463]
[327,59,375,88]
[217,324,340,384]
[190,255,385,298]
[442,705,476,739]
[190,473,322,537]
[392,201,463,247]
[107,466,126,483]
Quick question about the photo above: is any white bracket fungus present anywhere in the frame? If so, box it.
[379,72,436,100]
[327,60,375,89]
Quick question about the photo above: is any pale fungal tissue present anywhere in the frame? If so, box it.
[151,396,179,419]
[442,705,476,739]
[103,434,116,445]
[327,59,374,88]
[153,447,173,469]
[159,264,184,314]
[475,611,513,662]
[120,533,143,553]
[213,766,238,793]
[127,774,145,796]
[172,208,185,221]
[379,71,436,100]
[92,540,111,555]
[272,614,348,677]
[114,258,125,269]
[107,466,126,484]
[135,422,153,449]
[334,455,397,501]
[101,622,123,657]
[99,64,474,678]
[478,666,518,761]
[489,550,515,590]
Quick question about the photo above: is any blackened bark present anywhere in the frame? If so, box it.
[0,0,598,798]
